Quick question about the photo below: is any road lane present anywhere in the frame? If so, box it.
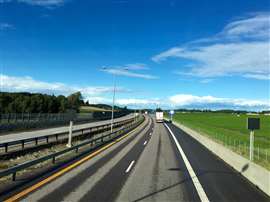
[164,123,209,202]
[117,121,200,202]
[14,117,152,202]
[78,118,154,202]
[166,122,270,202]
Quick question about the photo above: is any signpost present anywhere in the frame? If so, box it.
[247,118,260,161]
[169,110,174,122]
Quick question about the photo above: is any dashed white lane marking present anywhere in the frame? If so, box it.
[125,160,135,173]
[143,140,147,146]
[164,123,210,202]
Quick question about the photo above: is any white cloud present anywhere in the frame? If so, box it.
[18,0,65,6]
[0,0,68,7]
[163,42,269,77]
[221,13,270,39]
[121,63,149,70]
[115,98,161,106]
[101,64,158,79]
[110,94,270,111]
[200,79,214,83]
[0,23,14,31]
[243,74,270,80]
[0,74,128,98]
[152,13,270,80]
[168,94,270,110]
[84,96,112,105]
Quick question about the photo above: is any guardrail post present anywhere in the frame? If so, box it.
[35,138,38,146]
[52,156,56,164]
[66,121,73,148]
[91,139,94,147]
[46,136,49,143]
[5,143,8,153]
[76,147,79,153]
[12,172,16,181]
[22,140,25,149]
[101,135,103,143]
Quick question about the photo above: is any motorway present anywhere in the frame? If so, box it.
[1,115,269,202]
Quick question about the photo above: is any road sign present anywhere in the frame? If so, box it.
[247,118,260,161]
[247,118,260,130]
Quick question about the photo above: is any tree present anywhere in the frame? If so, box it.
[57,95,68,113]
[67,92,83,112]
[0,91,94,114]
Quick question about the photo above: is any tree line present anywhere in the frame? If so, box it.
[0,92,84,114]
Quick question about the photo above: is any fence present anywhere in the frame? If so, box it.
[188,125,270,170]
[0,111,129,133]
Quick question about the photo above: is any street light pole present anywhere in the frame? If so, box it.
[111,73,116,133]
[101,67,131,133]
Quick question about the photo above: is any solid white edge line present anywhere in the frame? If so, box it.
[143,140,147,145]
[125,160,135,173]
[164,123,210,202]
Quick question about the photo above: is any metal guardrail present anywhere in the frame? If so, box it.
[0,116,145,181]
[0,118,135,153]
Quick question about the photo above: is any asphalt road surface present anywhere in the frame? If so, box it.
[2,115,269,202]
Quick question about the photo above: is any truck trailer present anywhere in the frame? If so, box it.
[155,111,164,123]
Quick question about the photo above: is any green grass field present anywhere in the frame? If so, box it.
[167,112,270,169]
[79,106,111,113]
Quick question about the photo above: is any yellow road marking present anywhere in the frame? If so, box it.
[4,124,142,202]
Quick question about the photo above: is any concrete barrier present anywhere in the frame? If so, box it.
[170,120,270,196]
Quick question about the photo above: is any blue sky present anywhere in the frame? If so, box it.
[0,0,269,110]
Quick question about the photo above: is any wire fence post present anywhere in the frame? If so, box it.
[258,147,260,161]
[238,141,241,154]
[245,142,248,157]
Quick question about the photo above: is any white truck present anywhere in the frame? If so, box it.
[155,111,164,123]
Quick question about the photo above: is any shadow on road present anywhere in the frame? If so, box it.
[133,167,239,202]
